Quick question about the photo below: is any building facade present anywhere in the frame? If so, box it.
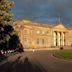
[13,20,72,50]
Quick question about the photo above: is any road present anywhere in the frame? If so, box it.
[0,51,72,72]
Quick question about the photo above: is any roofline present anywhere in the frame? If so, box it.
[13,19,72,29]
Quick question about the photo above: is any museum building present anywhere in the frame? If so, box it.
[13,20,72,50]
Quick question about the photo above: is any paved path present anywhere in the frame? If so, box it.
[32,51,72,72]
[0,51,72,72]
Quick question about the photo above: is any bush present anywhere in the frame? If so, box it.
[18,48,24,52]
[15,47,24,53]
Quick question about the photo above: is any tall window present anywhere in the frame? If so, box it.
[42,31,45,34]
[42,39,44,44]
[37,38,39,44]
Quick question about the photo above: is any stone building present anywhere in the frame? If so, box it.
[13,20,72,50]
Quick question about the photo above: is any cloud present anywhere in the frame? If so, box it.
[11,0,72,26]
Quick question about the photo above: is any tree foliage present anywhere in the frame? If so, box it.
[0,0,22,50]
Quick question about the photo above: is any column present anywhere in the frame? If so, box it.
[61,32,65,46]
[57,32,60,46]
[53,31,56,46]
[62,32,65,46]
[60,32,62,46]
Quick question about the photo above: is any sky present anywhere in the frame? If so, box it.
[11,0,72,26]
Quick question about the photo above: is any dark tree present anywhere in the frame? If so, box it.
[0,0,23,51]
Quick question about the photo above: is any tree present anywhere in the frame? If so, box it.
[0,0,22,51]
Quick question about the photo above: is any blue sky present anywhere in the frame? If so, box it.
[11,0,72,26]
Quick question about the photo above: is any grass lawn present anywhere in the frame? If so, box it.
[54,50,72,60]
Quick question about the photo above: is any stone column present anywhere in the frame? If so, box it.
[60,32,62,46]
[62,32,65,46]
[61,32,65,46]
[57,32,60,46]
[53,31,56,46]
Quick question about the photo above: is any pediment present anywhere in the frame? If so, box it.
[53,24,67,29]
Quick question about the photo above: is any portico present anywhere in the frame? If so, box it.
[53,31,65,46]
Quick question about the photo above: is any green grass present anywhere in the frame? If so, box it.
[54,50,72,60]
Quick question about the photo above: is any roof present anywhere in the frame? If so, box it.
[13,19,72,29]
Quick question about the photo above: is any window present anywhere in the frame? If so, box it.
[24,28,30,34]
[37,38,39,44]
[46,31,49,35]
[46,31,49,33]
[42,39,44,44]
[36,30,40,34]
[24,38,27,41]
[42,31,45,34]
